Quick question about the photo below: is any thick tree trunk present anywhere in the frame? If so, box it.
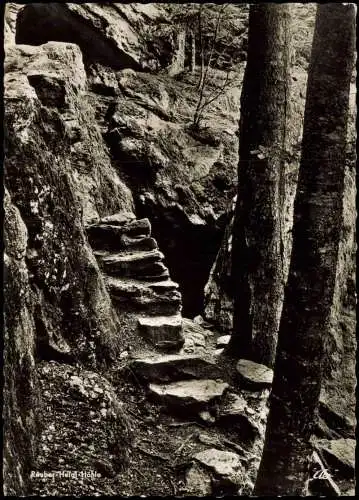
[254,4,355,496]
[227,4,291,367]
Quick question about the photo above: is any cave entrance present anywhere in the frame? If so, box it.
[136,201,225,319]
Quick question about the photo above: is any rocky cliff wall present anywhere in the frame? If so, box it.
[3,190,40,495]
[3,35,136,493]
[4,41,135,367]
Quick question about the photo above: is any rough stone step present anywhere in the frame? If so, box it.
[91,233,158,252]
[146,280,179,292]
[130,354,222,383]
[216,335,231,348]
[107,277,182,315]
[138,314,183,348]
[148,379,229,410]
[106,276,180,296]
[193,448,243,488]
[236,359,273,389]
[95,250,166,277]
[217,392,261,442]
[100,211,136,226]
[121,235,158,252]
[86,218,151,249]
[140,270,170,282]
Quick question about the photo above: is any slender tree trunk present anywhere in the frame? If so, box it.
[254,4,355,496]
[193,5,225,128]
[197,5,205,90]
[191,30,196,74]
[226,4,291,367]
[168,28,186,77]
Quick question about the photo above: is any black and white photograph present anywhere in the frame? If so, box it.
[3,2,356,496]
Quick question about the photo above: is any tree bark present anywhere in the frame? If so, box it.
[191,30,196,74]
[254,4,355,496]
[227,4,291,366]
[168,28,186,77]
[197,5,205,90]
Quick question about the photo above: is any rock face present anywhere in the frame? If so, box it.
[3,32,135,493]
[4,41,134,369]
[15,3,166,71]
[3,190,40,495]
[12,5,242,318]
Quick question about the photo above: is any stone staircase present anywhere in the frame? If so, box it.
[86,212,273,494]
[86,212,184,351]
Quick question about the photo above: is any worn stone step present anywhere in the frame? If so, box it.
[148,379,229,410]
[137,314,183,348]
[147,280,179,292]
[193,448,243,489]
[130,354,222,383]
[100,211,136,226]
[141,270,170,281]
[106,276,180,297]
[216,335,231,348]
[87,218,151,248]
[106,276,181,315]
[121,235,158,252]
[91,233,158,252]
[95,249,166,277]
[236,359,273,389]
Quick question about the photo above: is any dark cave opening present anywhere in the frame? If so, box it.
[135,199,226,319]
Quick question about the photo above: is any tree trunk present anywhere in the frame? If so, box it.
[254,4,355,496]
[197,6,205,90]
[168,28,186,77]
[191,30,196,74]
[226,4,291,367]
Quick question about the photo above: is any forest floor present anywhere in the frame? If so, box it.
[29,313,355,497]
[29,323,267,497]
